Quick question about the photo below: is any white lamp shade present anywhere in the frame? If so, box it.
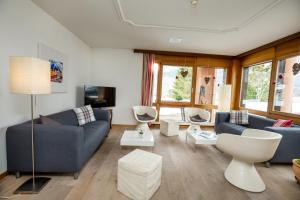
[10,57,51,94]
[218,84,232,112]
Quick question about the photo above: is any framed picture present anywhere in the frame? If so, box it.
[38,43,68,93]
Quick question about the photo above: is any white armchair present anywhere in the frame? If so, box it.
[216,129,282,192]
[133,106,157,131]
[185,107,210,131]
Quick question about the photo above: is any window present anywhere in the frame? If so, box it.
[159,107,184,121]
[273,55,300,115]
[161,65,193,102]
[194,67,227,105]
[152,63,159,103]
[240,61,272,112]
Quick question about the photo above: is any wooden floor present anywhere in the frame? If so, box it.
[0,126,299,200]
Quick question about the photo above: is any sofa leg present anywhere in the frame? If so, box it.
[15,172,21,178]
[265,162,271,168]
[73,172,79,180]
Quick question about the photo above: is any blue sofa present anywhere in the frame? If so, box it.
[6,108,110,179]
[215,112,300,164]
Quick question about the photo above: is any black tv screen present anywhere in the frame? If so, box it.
[84,86,116,108]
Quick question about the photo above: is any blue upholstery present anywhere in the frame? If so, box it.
[83,120,109,161]
[248,115,275,129]
[215,112,300,163]
[216,122,247,135]
[6,108,110,175]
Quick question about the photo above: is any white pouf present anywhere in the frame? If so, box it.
[118,149,162,200]
[160,119,179,136]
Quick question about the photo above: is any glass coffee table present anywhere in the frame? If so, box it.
[186,129,217,151]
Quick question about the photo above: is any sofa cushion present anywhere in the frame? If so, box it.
[273,119,293,127]
[190,115,207,122]
[217,122,246,135]
[47,110,79,126]
[137,113,155,121]
[40,115,61,125]
[248,115,275,129]
[73,105,96,126]
[83,120,109,159]
[230,110,249,125]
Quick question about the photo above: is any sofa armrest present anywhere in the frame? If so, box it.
[214,112,230,133]
[264,126,300,163]
[93,108,110,122]
[6,123,84,172]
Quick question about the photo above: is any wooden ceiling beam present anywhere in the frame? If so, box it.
[133,49,234,59]
[237,31,300,58]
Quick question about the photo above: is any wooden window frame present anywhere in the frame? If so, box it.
[268,53,300,118]
[153,56,230,121]
[239,60,273,114]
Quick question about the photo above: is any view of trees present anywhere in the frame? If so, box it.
[169,67,193,101]
[245,63,272,102]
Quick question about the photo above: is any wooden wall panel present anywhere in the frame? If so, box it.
[155,55,196,66]
[196,57,232,67]
[275,38,300,59]
[230,59,242,109]
[210,58,233,67]
[195,57,209,66]
[241,48,275,66]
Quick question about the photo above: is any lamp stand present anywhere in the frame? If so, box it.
[14,95,51,194]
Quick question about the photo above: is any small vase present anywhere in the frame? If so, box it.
[138,129,144,138]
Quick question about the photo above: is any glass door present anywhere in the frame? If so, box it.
[194,67,227,105]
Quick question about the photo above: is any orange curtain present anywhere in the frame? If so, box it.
[141,54,155,106]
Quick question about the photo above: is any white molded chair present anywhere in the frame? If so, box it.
[133,106,157,131]
[216,129,282,192]
[185,107,210,131]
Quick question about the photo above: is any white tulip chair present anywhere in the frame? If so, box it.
[185,107,210,132]
[133,106,157,131]
[216,129,282,192]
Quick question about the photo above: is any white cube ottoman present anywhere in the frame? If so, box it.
[160,119,179,136]
[118,149,162,200]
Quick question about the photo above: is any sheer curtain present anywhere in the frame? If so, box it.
[141,54,155,106]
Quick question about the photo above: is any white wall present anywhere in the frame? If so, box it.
[91,49,143,125]
[0,0,91,173]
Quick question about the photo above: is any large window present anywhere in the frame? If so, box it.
[240,62,272,112]
[161,65,193,103]
[273,55,300,115]
[152,63,159,103]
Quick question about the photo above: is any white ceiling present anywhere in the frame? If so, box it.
[32,0,300,56]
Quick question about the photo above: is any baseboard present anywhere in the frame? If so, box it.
[111,123,215,130]
[0,171,8,180]
[112,124,136,128]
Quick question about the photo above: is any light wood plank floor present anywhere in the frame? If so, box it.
[0,126,299,200]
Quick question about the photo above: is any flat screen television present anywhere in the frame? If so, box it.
[84,85,116,108]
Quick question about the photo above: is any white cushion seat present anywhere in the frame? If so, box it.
[118,149,162,200]
[185,107,210,132]
[133,106,158,131]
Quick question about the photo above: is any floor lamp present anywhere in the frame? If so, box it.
[10,57,51,194]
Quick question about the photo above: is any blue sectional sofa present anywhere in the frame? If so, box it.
[215,112,300,164]
[6,108,110,179]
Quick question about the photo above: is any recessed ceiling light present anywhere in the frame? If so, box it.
[169,37,182,44]
[190,0,198,7]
